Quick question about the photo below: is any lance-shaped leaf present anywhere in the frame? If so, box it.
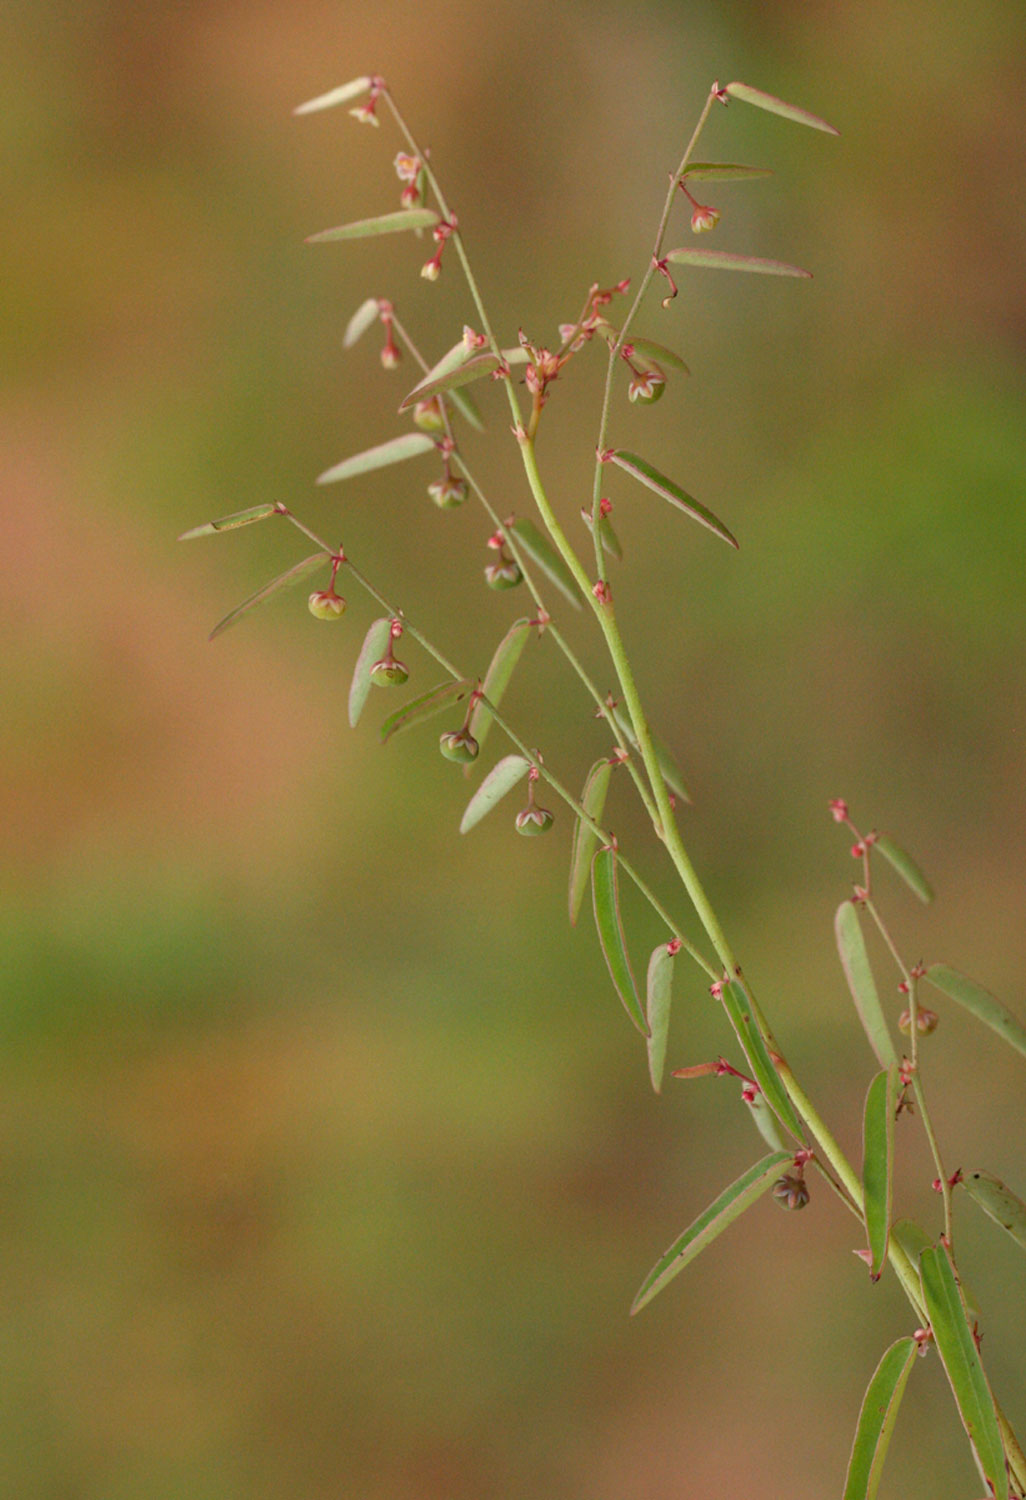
[509,518,583,607]
[459,754,530,834]
[596,325,689,374]
[380,678,470,744]
[466,618,532,755]
[400,352,502,406]
[721,981,804,1139]
[723,81,839,135]
[842,1338,918,1500]
[681,162,774,182]
[349,617,392,728]
[208,552,328,641]
[399,342,529,411]
[835,901,898,1068]
[294,77,373,115]
[892,1219,981,1317]
[862,1066,898,1278]
[645,942,677,1093]
[316,431,436,486]
[665,247,812,279]
[343,297,381,349]
[592,846,649,1036]
[920,1246,1008,1500]
[568,759,613,925]
[745,1088,786,1152]
[582,504,624,562]
[631,1151,791,1315]
[609,451,738,549]
[874,835,933,904]
[306,208,440,243]
[179,503,280,540]
[610,707,691,804]
[924,964,1026,1061]
[962,1170,1026,1253]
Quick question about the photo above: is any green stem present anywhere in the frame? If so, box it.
[280,508,716,980]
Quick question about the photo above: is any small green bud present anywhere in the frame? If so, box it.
[439,729,479,763]
[515,805,554,836]
[484,560,523,590]
[413,398,445,433]
[308,590,347,620]
[370,656,409,687]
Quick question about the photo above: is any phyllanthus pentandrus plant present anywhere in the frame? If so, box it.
[180,74,1026,1498]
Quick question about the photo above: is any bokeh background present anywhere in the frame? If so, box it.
[3,1,1025,1496]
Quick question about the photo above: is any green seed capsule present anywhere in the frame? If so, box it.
[439,729,479,763]
[515,805,554,836]
[308,590,347,620]
[369,657,409,687]
[484,561,523,590]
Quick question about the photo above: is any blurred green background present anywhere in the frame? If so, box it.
[3,1,1025,1496]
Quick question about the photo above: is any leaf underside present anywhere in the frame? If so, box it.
[459,754,531,834]
[316,431,437,486]
[294,77,373,115]
[723,81,840,136]
[467,618,532,755]
[919,1246,1008,1500]
[962,1169,1026,1252]
[349,617,392,728]
[610,450,738,549]
[179,503,279,540]
[208,552,329,641]
[862,1066,898,1277]
[645,942,676,1093]
[665,247,812,279]
[568,759,613,926]
[631,1151,791,1314]
[306,208,440,243]
[874,834,934,903]
[842,1338,918,1500]
[592,846,649,1035]
[924,963,1026,1060]
[835,901,898,1068]
[720,981,803,1138]
[380,678,470,743]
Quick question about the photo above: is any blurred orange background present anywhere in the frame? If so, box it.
[3,2,1025,1496]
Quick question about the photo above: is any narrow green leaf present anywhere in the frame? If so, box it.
[380,678,470,744]
[892,1220,981,1316]
[723,81,839,136]
[459,754,530,834]
[306,209,440,243]
[466,618,532,755]
[645,942,676,1092]
[745,1089,786,1152]
[178,503,279,540]
[400,342,529,411]
[875,835,934,904]
[294,77,373,115]
[835,901,898,1068]
[316,431,436,486]
[343,297,381,349]
[610,707,691,804]
[610,450,739,549]
[962,1170,1026,1253]
[349,617,391,728]
[208,552,329,641]
[862,1067,898,1278]
[721,981,804,1139]
[842,1338,918,1500]
[665,247,812,279]
[631,1151,791,1314]
[582,504,624,562]
[625,336,689,375]
[681,162,774,182]
[509,518,583,607]
[568,759,613,925]
[596,325,689,374]
[449,386,485,434]
[925,964,1026,1061]
[920,1246,1008,1500]
[399,352,504,407]
[592,846,649,1036]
